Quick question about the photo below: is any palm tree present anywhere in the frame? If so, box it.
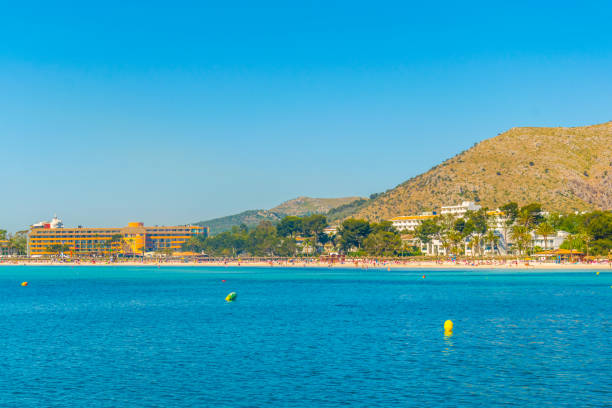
[510,225,530,256]
[439,214,455,234]
[470,234,481,259]
[484,230,500,256]
[443,230,461,256]
[578,229,592,258]
[535,222,556,251]
[566,233,578,263]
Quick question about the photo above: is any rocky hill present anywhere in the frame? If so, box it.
[270,196,363,216]
[355,121,612,220]
[196,196,363,235]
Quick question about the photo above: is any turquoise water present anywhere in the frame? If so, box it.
[1,266,611,407]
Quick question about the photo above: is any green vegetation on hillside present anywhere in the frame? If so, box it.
[326,198,370,222]
[195,210,284,236]
[195,196,364,235]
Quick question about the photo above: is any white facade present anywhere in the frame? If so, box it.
[440,201,481,218]
[463,230,508,256]
[390,212,436,232]
[486,211,508,230]
[530,230,568,250]
[421,239,447,256]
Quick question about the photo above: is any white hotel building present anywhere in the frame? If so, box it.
[440,201,482,217]
[389,201,504,256]
[389,212,437,232]
[390,202,483,232]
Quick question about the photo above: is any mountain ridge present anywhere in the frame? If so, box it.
[195,196,364,235]
[196,121,612,232]
[354,121,612,220]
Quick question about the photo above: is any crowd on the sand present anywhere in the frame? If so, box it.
[0,256,610,269]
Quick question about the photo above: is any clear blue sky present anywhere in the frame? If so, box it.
[2,1,611,231]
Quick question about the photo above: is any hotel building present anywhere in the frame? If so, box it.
[389,203,510,256]
[389,213,437,232]
[440,201,482,217]
[27,217,208,256]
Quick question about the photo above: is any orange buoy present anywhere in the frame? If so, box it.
[221,280,226,283]
[21,282,28,287]
[422,275,425,279]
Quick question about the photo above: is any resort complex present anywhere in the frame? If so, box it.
[389,201,573,257]
[26,216,207,257]
[0,202,609,262]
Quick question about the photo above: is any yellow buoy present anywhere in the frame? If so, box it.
[444,320,453,332]
[225,292,237,302]
[596,271,600,275]
[21,282,28,287]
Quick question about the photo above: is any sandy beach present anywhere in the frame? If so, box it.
[1,259,610,270]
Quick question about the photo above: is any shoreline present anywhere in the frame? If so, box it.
[1,260,610,270]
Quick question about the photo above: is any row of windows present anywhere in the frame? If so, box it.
[32,237,188,243]
[33,230,120,234]
[32,233,195,238]
[32,228,201,236]
[31,241,185,248]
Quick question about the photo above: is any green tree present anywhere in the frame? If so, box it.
[518,203,544,227]
[338,219,371,252]
[301,214,328,251]
[276,237,298,257]
[363,230,402,256]
[182,234,207,252]
[535,222,556,251]
[447,230,464,255]
[302,214,327,234]
[466,209,488,235]
[469,234,482,258]
[510,225,531,256]
[8,231,28,255]
[415,219,441,245]
[247,221,280,256]
[582,211,612,256]
[46,244,71,255]
[500,202,519,223]
[453,218,466,233]
[438,214,456,234]
[370,221,397,234]
[484,229,500,256]
[276,216,303,238]
[562,233,581,262]
[414,219,441,255]
[575,228,593,258]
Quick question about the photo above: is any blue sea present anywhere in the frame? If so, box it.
[1,266,611,407]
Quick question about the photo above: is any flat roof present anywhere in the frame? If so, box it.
[389,215,437,221]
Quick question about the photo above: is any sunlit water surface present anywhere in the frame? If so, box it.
[1,266,611,407]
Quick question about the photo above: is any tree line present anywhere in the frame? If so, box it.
[182,214,409,257]
[183,202,612,258]
[0,230,28,255]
